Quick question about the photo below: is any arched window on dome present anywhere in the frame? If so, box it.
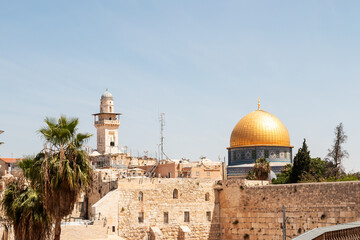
[173,189,178,199]
[138,191,143,201]
[205,192,210,201]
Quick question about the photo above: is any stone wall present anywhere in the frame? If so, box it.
[217,180,360,240]
[91,178,221,240]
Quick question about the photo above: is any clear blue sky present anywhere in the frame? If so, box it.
[1,1,359,171]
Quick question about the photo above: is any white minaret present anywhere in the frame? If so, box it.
[93,89,121,154]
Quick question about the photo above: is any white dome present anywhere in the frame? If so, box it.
[101,89,113,99]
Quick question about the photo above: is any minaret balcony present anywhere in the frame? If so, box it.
[95,119,120,126]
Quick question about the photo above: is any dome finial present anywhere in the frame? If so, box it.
[258,98,260,110]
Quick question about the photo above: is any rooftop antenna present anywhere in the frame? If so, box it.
[160,113,165,160]
[159,113,170,160]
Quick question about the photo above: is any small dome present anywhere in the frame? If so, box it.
[230,110,291,148]
[101,89,113,99]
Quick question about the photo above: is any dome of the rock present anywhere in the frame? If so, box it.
[230,110,291,148]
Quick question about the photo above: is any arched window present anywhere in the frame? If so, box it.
[138,191,143,201]
[205,192,210,201]
[173,189,178,199]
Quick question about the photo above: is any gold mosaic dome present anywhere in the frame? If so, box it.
[230,109,291,148]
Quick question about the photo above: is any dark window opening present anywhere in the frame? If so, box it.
[164,212,169,224]
[173,189,178,199]
[138,191,143,201]
[205,193,210,201]
[110,141,115,147]
[138,212,144,223]
[184,211,190,222]
[206,211,211,221]
[112,226,115,232]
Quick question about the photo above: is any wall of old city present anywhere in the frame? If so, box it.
[218,180,360,240]
[91,178,221,240]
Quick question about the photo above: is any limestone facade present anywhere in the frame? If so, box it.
[91,178,220,240]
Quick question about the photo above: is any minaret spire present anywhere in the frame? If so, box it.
[258,98,261,110]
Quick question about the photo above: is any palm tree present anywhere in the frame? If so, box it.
[39,116,93,240]
[253,158,271,180]
[2,177,52,240]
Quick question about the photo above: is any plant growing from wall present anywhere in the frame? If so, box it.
[248,158,270,180]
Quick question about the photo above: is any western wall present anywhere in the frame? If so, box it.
[61,179,360,240]
[218,180,360,240]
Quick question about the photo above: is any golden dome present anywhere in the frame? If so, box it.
[229,110,292,148]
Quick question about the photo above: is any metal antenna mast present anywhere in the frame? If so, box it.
[160,113,165,160]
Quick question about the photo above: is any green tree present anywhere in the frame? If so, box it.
[300,157,327,182]
[39,116,93,240]
[272,164,292,184]
[2,169,52,240]
[251,158,271,180]
[290,139,311,183]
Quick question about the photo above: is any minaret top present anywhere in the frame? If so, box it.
[101,89,113,100]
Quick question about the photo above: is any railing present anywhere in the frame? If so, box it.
[95,120,120,125]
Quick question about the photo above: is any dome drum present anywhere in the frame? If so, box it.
[228,146,293,166]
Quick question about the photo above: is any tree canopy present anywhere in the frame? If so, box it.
[1,116,93,240]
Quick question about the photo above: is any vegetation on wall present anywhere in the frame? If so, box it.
[247,158,271,180]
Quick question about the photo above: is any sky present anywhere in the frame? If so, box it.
[1,1,360,171]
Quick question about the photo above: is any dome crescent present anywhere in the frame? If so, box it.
[230,110,291,148]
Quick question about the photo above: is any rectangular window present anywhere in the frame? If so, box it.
[184,211,190,222]
[164,212,169,224]
[138,212,144,223]
[196,171,199,176]
[265,150,269,158]
[110,141,115,146]
[206,211,211,221]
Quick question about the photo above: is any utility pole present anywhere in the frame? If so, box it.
[283,205,286,240]
[159,113,165,161]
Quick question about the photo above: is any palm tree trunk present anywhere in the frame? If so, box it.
[54,217,61,240]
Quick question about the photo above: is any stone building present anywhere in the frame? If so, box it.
[140,158,225,180]
[0,158,22,177]
[227,101,293,178]
[90,178,220,240]
[90,90,157,170]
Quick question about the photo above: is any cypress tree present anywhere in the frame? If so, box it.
[290,139,311,183]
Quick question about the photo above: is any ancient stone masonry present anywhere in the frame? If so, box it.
[91,178,221,240]
[217,180,360,240]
